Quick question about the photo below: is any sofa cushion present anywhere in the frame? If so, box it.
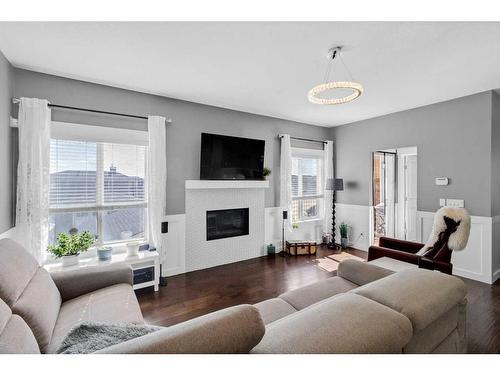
[96,304,265,354]
[352,268,467,331]
[0,299,40,354]
[254,298,297,324]
[279,276,358,310]
[368,257,417,272]
[403,305,459,353]
[338,259,394,285]
[11,267,61,353]
[0,239,39,306]
[47,283,143,353]
[251,293,413,354]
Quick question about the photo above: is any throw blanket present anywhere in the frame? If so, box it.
[57,322,160,354]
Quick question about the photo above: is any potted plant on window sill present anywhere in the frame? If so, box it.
[47,229,95,267]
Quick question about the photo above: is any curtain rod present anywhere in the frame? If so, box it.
[278,134,328,144]
[12,97,172,122]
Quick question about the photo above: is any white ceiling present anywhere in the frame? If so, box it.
[1,22,500,127]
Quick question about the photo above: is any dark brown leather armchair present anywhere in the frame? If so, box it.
[368,237,453,275]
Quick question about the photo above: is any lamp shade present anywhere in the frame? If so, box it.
[326,178,344,191]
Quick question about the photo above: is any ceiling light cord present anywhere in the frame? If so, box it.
[338,53,355,82]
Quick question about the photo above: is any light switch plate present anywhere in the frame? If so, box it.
[439,198,446,206]
[446,199,464,208]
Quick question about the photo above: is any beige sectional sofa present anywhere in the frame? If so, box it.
[0,238,467,354]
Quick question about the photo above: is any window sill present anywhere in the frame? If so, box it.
[294,217,323,224]
[43,240,146,265]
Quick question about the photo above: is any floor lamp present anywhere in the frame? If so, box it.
[279,210,289,257]
[326,178,344,251]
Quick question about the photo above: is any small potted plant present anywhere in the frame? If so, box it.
[47,229,95,267]
[262,167,271,181]
[339,222,349,249]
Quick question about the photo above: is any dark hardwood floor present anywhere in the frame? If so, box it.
[136,245,500,353]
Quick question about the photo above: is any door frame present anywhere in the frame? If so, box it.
[395,147,418,240]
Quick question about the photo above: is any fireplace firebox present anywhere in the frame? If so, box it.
[206,208,249,241]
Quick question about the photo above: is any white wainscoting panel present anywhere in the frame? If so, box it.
[160,214,186,277]
[335,204,371,251]
[491,215,500,283]
[417,211,493,284]
[265,207,282,250]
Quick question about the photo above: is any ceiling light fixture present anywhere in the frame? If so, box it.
[308,46,363,105]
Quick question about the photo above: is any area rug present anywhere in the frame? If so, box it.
[328,252,365,263]
[313,257,340,273]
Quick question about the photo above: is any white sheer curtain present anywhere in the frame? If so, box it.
[16,98,51,263]
[279,134,293,232]
[147,116,167,274]
[323,140,334,235]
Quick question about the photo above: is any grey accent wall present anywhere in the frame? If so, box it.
[491,91,500,277]
[491,91,500,216]
[330,91,493,217]
[13,68,329,215]
[0,51,13,232]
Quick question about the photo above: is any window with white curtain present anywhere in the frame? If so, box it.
[291,148,324,223]
[48,123,148,245]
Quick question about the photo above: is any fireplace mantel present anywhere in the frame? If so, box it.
[185,180,269,190]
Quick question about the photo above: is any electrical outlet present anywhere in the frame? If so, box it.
[446,199,464,208]
[439,198,446,207]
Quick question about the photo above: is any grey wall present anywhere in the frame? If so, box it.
[491,91,500,216]
[13,68,330,215]
[330,91,493,217]
[0,51,13,232]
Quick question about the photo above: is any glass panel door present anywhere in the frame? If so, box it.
[372,151,396,244]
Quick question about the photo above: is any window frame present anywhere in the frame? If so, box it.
[49,121,149,247]
[290,147,325,223]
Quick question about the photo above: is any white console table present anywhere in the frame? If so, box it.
[44,251,160,292]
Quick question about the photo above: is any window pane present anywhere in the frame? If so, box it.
[301,198,318,219]
[291,156,321,199]
[102,207,145,242]
[50,140,97,206]
[49,211,97,245]
[300,158,319,196]
[103,143,146,203]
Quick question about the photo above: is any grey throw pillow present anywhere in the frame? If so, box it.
[57,322,161,354]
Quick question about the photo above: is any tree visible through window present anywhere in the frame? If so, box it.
[49,139,147,245]
[291,155,323,223]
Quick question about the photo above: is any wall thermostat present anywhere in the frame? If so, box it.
[435,177,449,186]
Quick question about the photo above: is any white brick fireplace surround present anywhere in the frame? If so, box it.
[184,180,269,273]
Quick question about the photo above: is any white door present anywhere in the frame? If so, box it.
[404,154,418,241]
[384,153,396,238]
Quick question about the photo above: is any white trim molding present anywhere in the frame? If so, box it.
[491,214,500,283]
[185,180,269,190]
[417,211,494,284]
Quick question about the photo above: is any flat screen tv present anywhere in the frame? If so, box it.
[200,133,265,180]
